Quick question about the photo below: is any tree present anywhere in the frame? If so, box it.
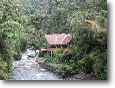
[0,0,27,80]
[28,14,48,30]
[0,0,25,23]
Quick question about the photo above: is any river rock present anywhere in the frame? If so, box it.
[36,50,39,54]
[32,62,38,65]
[13,61,20,68]
[73,73,97,80]
[14,54,22,60]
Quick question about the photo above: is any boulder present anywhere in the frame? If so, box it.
[32,62,38,65]
[14,54,22,60]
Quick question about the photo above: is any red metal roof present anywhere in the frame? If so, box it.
[45,34,72,45]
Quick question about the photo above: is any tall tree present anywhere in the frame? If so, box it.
[0,0,25,23]
[0,0,27,80]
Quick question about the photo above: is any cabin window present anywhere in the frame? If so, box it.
[54,36,58,42]
[68,44,73,48]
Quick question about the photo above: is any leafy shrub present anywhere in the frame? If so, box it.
[0,59,7,71]
[78,53,96,74]
[0,70,10,80]
[53,48,79,64]
[56,64,79,77]
[77,50,107,80]
[20,38,28,52]
[93,51,107,80]
[60,50,73,62]
[43,49,79,77]
[39,51,47,57]
[0,56,10,80]
[44,55,53,63]
[53,48,63,58]
[52,49,63,63]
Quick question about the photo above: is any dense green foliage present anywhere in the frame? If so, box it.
[0,0,27,80]
[19,0,107,48]
[44,25,107,79]
[0,0,107,80]
[43,0,107,80]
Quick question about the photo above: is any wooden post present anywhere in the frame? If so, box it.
[47,51,48,55]
[51,51,52,58]
[55,45,57,48]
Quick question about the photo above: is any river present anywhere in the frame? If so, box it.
[10,49,62,80]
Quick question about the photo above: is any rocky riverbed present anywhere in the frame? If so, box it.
[10,48,97,80]
[10,49,62,80]
[36,57,98,80]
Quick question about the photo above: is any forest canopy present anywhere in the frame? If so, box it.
[0,0,107,80]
